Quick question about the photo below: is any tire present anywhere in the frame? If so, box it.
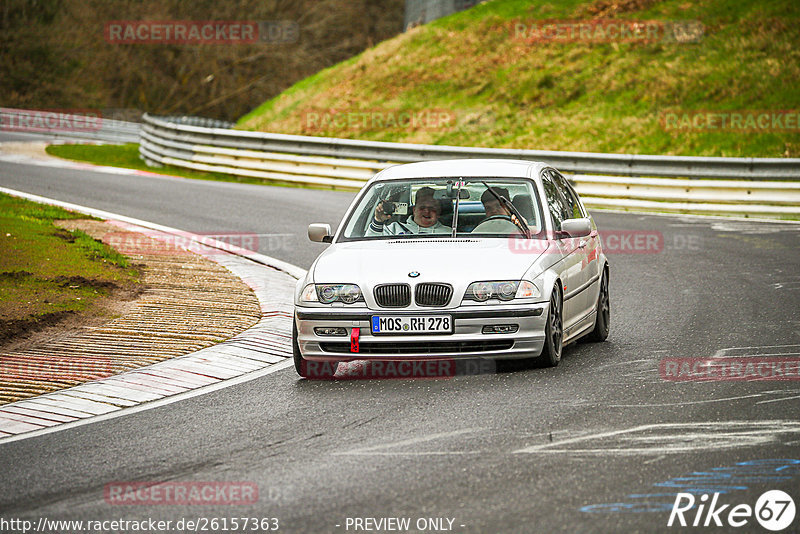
[587,268,609,342]
[293,321,339,378]
[536,284,563,367]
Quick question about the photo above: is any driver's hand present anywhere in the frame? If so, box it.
[374,202,391,223]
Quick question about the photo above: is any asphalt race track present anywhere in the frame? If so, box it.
[1,149,799,533]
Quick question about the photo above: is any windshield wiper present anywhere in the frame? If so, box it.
[481,181,532,239]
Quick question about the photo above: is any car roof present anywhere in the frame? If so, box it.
[370,159,550,183]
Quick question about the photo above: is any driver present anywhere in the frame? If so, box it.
[367,186,450,236]
[480,187,511,218]
[472,186,528,234]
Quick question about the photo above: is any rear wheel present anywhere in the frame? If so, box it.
[293,321,339,378]
[587,268,609,342]
[536,285,563,367]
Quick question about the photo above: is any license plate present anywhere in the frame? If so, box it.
[371,315,452,334]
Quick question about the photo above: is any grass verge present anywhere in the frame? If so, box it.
[0,193,141,344]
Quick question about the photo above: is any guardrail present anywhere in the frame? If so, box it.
[140,113,800,219]
[0,108,140,144]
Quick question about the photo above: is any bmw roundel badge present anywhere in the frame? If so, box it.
[408,271,420,278]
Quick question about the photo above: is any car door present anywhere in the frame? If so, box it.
[552,170,600,323]
[540,170,585,331]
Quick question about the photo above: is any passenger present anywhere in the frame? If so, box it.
[367,186,450,236]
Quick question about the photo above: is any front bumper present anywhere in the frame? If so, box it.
[295,304,549,361]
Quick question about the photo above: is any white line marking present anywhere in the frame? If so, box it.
[514,425,655,453]
[609,394,762,408]
[513,421,800,454]
[712,344,800,358]
[756,394,800,405]
[712,352,800,358]
[596,359,652,368]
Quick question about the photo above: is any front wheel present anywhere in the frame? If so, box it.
[536,285,563,367]
[587,268,609,342]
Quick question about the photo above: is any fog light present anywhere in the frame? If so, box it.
[482,324,519,334]
[314,327,348,336]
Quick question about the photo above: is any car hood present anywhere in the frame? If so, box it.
[311,239,549,284]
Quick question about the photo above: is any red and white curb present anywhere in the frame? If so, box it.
[0,186,305,444]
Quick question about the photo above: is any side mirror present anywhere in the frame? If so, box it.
[560,218,592,238]
[308,223,333,243]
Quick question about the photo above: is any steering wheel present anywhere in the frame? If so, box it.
[472,215,520,234]
[481,215,514,223]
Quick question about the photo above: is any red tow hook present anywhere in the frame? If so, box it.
[350,327,360,353]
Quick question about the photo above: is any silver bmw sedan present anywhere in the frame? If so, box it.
[293,159,609,378]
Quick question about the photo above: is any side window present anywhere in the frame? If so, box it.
[552,171,584,219]
[540,171,571,229]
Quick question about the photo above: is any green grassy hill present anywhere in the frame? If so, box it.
[238,0,800,157]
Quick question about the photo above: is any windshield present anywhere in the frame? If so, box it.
[339,177,545,241]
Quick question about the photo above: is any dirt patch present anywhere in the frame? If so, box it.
[0,269,144,353]
[0,311,76,346]
[53,274,121,291]
[0,216,145,352]
[0,271,33,280]
[53,227,77,242]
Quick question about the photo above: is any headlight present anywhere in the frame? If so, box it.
[339,284,362,304]
[497,282,518,301]
[464,280,540,302]
[471,281,493,301]
[318,284,339,304]
[300,284,363,304]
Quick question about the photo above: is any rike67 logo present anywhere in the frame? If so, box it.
[668,490,795,531]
